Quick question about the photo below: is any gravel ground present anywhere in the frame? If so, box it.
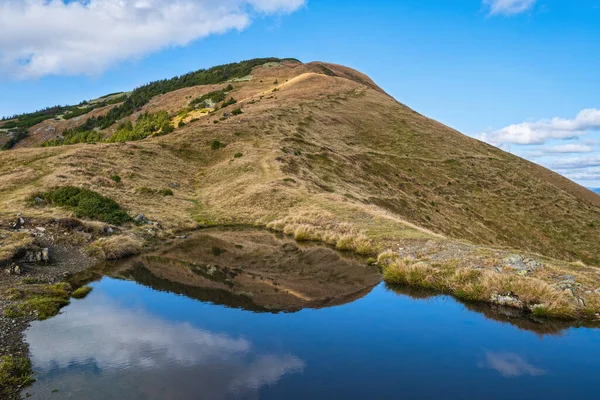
[0,216,102,399]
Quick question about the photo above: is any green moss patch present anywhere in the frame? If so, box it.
[4,283,72,320]
[71,286,93,299]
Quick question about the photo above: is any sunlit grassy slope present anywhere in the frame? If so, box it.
[3,59,597,265]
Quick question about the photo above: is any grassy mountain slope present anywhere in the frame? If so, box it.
[1,58,600,318]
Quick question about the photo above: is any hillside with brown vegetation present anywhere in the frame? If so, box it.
[1,58,600,319]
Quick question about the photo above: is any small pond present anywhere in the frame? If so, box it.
[22,230,600,399]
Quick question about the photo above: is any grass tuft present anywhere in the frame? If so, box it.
[86,235,143,260]
[0,356,35,396]
[71,285,93,299]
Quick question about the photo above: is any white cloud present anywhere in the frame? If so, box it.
[484,0,537,15]
[542,155,600,182]
[558,167,600,181]
[0,0,305,79]
[545,144,593,153]
[481,352,546,377]
[480,108,600,146]
[549,154,600,170]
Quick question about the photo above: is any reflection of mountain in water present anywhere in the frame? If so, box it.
[95,229,381,313]
[25,289,304,400]
[125,262,279,313]
[385,284,599,336]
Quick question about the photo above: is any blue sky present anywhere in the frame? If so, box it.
[1,0,599,186]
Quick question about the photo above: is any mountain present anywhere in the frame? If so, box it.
[1,58,599,317]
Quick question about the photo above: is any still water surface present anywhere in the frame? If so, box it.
[21,232,600,400]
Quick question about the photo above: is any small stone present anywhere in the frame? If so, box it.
[206,265,217,275]
[42,248,49,262]
[503,254,527,271]
[35,227,46,232]
[576,297,586,307]
[34,197,44,204]
[560,274,576,282]
[134,214,147,223]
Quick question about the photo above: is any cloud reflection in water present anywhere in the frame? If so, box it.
[25,290,304,399]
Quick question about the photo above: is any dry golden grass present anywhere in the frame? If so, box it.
[267,212,379,255]
[382,256,579,319]
[86,235,143,260]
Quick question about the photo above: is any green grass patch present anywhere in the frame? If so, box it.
[33,186,131,225]
[71,285,93,299]
[0,356,35,396]
[4,282,73,320]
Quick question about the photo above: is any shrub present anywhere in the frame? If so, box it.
[107,111,172,142]
[34,186,131,225]
[211,140,225,150]
[178,120,185,128]
[225,84,234,91]
[1,127,28,150]
[189,90,227,108]
[222,98,237,107]
[110,175,121,183]
[231,108,243,116]
[158,123,174,136]
[159,188,174,196]
[234,152,243,158]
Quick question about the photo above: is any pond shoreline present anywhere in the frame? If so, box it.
[2,221,600,398]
